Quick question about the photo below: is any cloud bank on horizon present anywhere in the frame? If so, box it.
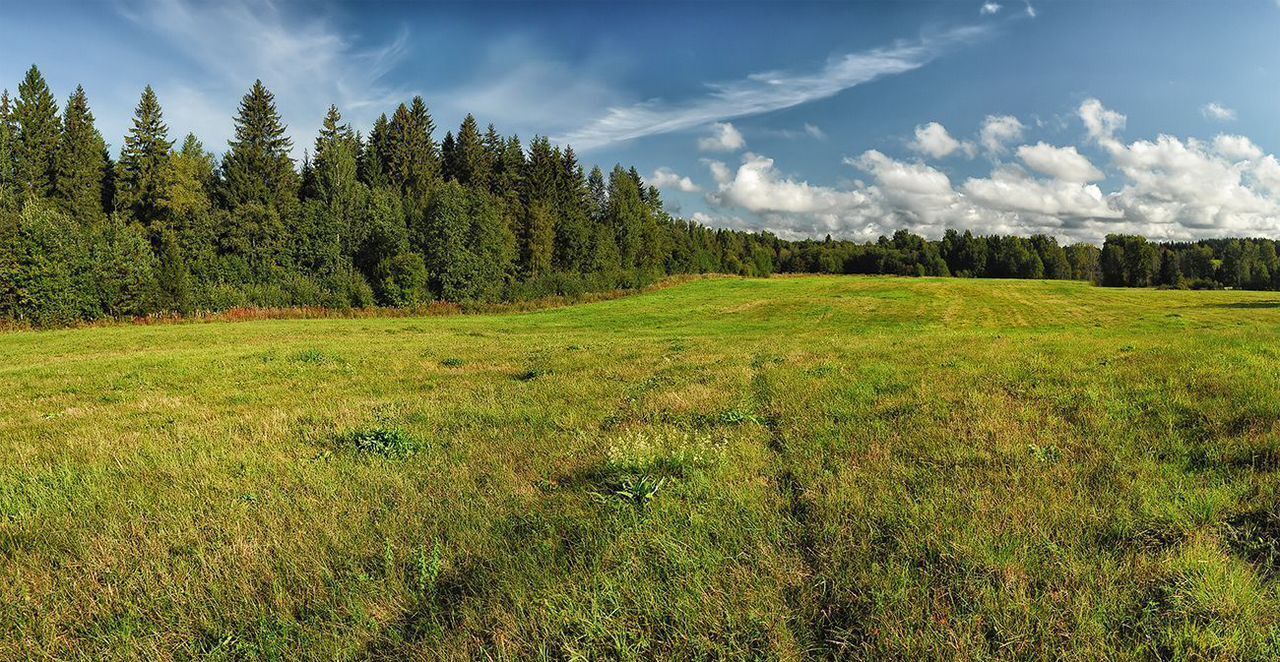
[672,98,1280,244]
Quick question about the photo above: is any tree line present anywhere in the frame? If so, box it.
[1,65,1273,327]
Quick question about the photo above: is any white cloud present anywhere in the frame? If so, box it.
[696,99,1280,243]
[909,121,974,159]
[697,122,746,152]
[1079,98,1126,143]
[804,123,827,140]
[961,165,1118,219]
[1213,134,1262,161]
[1025,1,1038,18]
[1016,142,1104,182]
[979,114,1025,154]
[1201,102,1237,122]
[649,167,702,193]
[980,2,1003,15]
[559,24,992,149]
[117,0,410,158]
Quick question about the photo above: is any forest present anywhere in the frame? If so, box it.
[1,64,1275,327]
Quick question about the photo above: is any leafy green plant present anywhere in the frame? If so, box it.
[343,426,419,459]
[613,473,666,509]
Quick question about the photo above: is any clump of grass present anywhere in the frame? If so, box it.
[342,426,420,459]
[292,349,335,364]
[440,357,464,367]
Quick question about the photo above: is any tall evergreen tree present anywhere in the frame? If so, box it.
[359,113,391,189]
[220,80,297,210]
[54,86,108,223]
[310,104,364,258]
[0,90,15,201]
[386,97,438,197]
[115,85,174,228]
[453,114,489,189]
[13,66,60,199]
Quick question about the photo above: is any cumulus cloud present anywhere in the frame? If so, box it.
[909,121,974,159]
[697,99,1280,243]
[979,114,1025,154]
[649,167,702,193]
[560,24,992,149]
[698,122,746,152]
[980,2,1003,15]
[1016,142,1104,182]
[1201,102,1237,122]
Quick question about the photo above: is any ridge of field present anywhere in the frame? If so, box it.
[3,276,1279,659]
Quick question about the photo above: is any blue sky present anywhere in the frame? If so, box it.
[4,0,1280,243]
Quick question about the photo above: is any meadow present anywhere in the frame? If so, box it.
[3,275,1279,659]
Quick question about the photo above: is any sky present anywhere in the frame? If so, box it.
[3,0,1280,244]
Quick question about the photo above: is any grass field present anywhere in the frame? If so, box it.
[4,275,1280,659]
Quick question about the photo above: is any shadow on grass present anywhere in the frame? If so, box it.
[1199,301,1280,309]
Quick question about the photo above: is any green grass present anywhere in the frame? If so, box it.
[3,275,1280,659]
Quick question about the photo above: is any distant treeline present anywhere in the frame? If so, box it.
[781,230,1280,291]
[0,65,1273,326]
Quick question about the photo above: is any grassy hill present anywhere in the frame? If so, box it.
[3,276,1280,659]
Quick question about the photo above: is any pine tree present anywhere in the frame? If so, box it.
[220,80,297,210]
[13,66,60,199]
[54,86,108,224]
[116,85,174,229]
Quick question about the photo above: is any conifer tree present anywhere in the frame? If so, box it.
[54,86,108,223]
[453,114,489,189]
[0,91,15,200]
[115,85,174,228]
[440,130,457,182]
[358,114,390,189]
[553,146,591,272]
[13,66,60,198]
[311,105,364,256]
[386,97,438,197]
[220,80,297,210]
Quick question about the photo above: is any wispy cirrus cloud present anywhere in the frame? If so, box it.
[558,24,994,150]
[116,0,411,156]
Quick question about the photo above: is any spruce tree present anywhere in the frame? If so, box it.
[358,113,390,189]
[440,131,457,182]
[386,96,438,197]
[54,86,108,224]
[0,91,15,200]
[220,80,297,210]
[13,66,60,199]
[311,104,364,257]
[553,147,591,272]
[454,114,489,189]
[116,85,174,229]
